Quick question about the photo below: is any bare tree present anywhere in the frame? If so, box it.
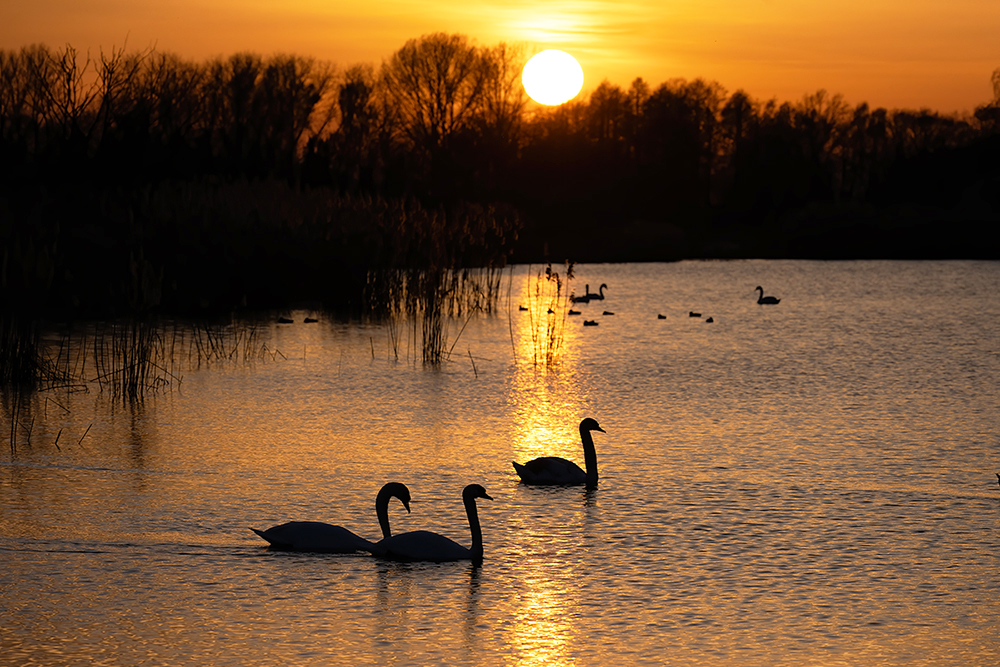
[379,33,488,156]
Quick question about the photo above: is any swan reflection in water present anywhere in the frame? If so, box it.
[375,484,493,563]
[513,418,605,487]
[250,482,411,553]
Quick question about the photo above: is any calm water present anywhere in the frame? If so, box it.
[2,260,999,666]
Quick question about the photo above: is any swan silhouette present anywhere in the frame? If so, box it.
[250,482,411,553]
[586,284,608,301]
[512,418,605,487]
[571,285,591,304]
[755,286,780,304]
[375,484,493,562]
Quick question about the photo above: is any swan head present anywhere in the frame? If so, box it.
[755,286,764,292]
[579,417,605,434]
[380,482,412,513]
[463,484,493,502]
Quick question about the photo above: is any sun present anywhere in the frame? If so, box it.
[521,50,584,106]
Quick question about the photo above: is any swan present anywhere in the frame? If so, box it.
[755,286,780,305]
[571,285,591,304]
[375,484,493,562]
[586,284,608,301]
[512,418,605,487]
[250,482,411,553]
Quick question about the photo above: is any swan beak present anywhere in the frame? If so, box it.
[595,426,606,433]
[482,492,494,501]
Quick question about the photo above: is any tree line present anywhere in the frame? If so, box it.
[2,35,998,317]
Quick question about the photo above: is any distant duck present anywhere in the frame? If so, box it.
[374,484,493,563]
[996,472,999,488]
[250,482,411,553]
[689,311,701,317]
[512,418,606,487]
[277,317,294,324]
[755,286,780,305]
[571,285,591,304]
[705,316,714,323]
[583,320,599,326]
[547,308,555,314]
[586,284,608,301]
[569,309,581,315]
[602,311,614,316]
[657,314,666,319]
[303,317,318,323]
[519,305,528,311]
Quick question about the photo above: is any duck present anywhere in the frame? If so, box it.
[689,311,701,317]
[303,317,318,323]
[571,285,591,304]
[375,484,493,562]
[755,286,780,305]
[250,482,411,553]
[657,314,666,319]
[518,305,528,311]
[568,309,581,315]
[277,317,294,324]
[583,320,598,326]
[586,284,608,301]
[512,418,605,487]
[602,311,614,316]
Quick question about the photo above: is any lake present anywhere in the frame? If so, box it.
[2,260,999,666]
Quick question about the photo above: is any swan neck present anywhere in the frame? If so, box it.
[375,490,392,539]
[465,496,484,559]
[580,426,599,485]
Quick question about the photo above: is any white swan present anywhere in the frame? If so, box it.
[571,284,591,304]
[512,418,605,486]
[250,482,411,553]
[755,286,780,305]
[375,484,493,562]
[586,283,608,301]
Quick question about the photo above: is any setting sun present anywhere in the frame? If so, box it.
[521,50,584,105]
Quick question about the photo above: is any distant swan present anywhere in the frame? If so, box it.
[512,418,605,487]
[586,284,608,301]
[250,482,411,553]
[571,285,591,304]
[755,286,780,304]
[375,484,493,562]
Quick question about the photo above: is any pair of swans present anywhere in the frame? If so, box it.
[251,482,492,562]
[571,283,608,304]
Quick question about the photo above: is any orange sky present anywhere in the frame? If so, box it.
[3,0,998,113]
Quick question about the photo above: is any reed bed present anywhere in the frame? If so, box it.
[519,263,575,367]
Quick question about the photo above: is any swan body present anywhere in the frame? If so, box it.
[376,484,492,562]
[513,418,605,486]
[250,482,411,553]
[755,286,780,305]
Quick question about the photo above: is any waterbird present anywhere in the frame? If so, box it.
[519,305,528,311]
[375,484,493,562]
[603,311,614,316]
[569,309,581,315]
[571,285,591,304]
[277,317,294,324]
[583,320,598,326]
[250,482,410,553]
[689,311,701,317]
[755,286,780,305]
[303,317,318,323]
[706,317,714,323]
[512,418,605,487]
[996,472,999,487]
[657,314,666,319]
